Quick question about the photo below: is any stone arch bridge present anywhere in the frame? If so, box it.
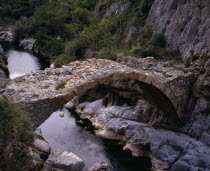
[0,58,193,128]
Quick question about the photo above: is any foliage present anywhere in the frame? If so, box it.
[191,55,199,62]
[82,18,115,50]
[130,43,143,54]
[2,0,158,65]
[55,81,66,90]
[96,50,117,61]
[0,98,34,170]
[0,0,46,19]
[71,7,91,24]
[54,54,77,67]
[140,48,159,58]
[151,32,166,47]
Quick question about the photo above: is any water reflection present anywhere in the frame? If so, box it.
[7,50,40,79]
[39,108,112,170]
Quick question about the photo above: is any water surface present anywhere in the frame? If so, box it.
[7,50,40,79]
[40,108,112,170]
[39,108,151,170]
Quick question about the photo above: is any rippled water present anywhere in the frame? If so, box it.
[7,50,40,79]
[39,108,151,171]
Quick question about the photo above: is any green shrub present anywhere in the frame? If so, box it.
[14,22,29,40]
[82,18,115,50]
[130,43,143,54]
[55,82,66,90]
[191,55,199,62]
[151,32,166,47]
[71,7,91,24]
[0,98,34,170]
[140,48,159,58]
[54,54,77,68]
[97,50,117,61]
[74,0,97,10]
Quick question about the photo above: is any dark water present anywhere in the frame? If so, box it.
[39,108,151,171]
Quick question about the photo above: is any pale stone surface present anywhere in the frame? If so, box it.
[29,128,51,162]
[76,102,210,171]
[33,139,51,154]
[44,151,85,171]
[87,160,109,171]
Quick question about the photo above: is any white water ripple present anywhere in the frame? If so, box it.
[7,50,40,79]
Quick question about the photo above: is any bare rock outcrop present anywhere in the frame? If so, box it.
[0,27,14,42]
[75,98,210,171]
[147,0,210,60]
[44,151,85,171]
[19,38,36,51]
[73,56,210,171]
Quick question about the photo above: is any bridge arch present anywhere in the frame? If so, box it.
[3,59,189,128]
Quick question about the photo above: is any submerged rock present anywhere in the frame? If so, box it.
[44,151,85,171]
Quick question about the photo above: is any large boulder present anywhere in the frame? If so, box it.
[44,151,85,171]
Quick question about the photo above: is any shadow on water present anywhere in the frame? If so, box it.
[39,108,152,171]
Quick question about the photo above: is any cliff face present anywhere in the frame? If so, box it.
[147,0,210,60]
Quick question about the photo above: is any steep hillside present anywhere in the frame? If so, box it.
[1,0,209,64]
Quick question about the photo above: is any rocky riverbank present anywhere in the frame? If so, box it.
[71,55,210,171]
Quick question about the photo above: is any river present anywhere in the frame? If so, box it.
[39,108,151,170]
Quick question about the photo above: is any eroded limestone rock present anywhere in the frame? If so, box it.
[76,102,210,171]
[44,151,85,171]
[19,38,36,51]
[147,0,210,60]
